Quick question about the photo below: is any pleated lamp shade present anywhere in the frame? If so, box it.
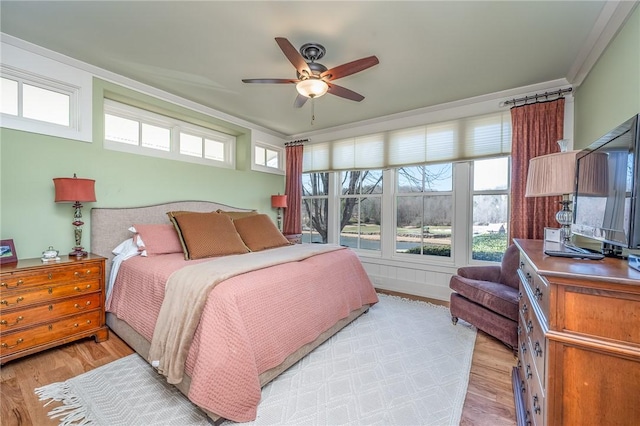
[525,151,579,197]
[576,152,609,196]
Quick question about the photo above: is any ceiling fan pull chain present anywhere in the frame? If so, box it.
[311,97,316,125]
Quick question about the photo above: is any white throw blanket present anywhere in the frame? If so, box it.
[148,244,344,384]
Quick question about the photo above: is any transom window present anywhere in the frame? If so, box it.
[104,99,235,168]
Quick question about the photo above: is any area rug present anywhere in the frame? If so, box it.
[36,294,476,426]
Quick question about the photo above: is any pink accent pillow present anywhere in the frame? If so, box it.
[132,223,183,256]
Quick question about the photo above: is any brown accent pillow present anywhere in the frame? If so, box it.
[170,212,249,260]
[233,214,291,252]
[216,209,259,220]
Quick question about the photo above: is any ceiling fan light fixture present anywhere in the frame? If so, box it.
[296,78,328,98]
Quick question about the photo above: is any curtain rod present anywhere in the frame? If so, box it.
[285,138,309,146]
[503,87,573,106]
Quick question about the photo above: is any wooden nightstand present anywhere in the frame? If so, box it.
[0,254,109,364]
[284,233,302,244]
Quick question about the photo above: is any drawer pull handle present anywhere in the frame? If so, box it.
[74,270,92,279]
[48,273,53,280]
[1,338,24,349]
[521,342,527,354]
[517,291,522,302]
[517,325,522,336]
[1,279,23,289]
[534,287,543,301]
[0,297,24,306]
[73,285,92,292]
[526,320,534,334]
[534,341,543,357]
[533,395,541,414]
[0,316,24,326]
[521,303,528,314]
[73,320,92,328]
[519,261,525,269]
[74,301,91,309]
[526,364,532,380]
[520,380,526,394]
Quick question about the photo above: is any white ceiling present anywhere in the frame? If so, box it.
[0,1,631,136]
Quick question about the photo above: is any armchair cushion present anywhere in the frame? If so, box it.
[449,275,519,321]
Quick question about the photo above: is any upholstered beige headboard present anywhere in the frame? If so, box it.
[90,201,253,279]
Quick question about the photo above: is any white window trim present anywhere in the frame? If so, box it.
[104,99,235,169]
[0,40,92,142]
[251,130,285,175]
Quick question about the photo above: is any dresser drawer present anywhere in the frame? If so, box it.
[0,293,101,332]
[0,280,101,312]
[519,253,550,324]
[0,310,102,357]
[0,264,101,292]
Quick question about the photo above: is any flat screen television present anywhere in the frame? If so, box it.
[572,114,640,256]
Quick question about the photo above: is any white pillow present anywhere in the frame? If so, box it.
[112,238,141,257]
[128,226,147,256]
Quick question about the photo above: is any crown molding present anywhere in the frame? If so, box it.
[567,1,639,87]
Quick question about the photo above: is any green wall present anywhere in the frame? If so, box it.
[574,6,640,148]
[0,79,284,259]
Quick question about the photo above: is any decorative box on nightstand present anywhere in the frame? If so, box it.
[284,233,302,244]
[0,254,109,364]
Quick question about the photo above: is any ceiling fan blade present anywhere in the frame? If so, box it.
[321,56,379,81]
[242,78,298,84]
[327,83,365,102]
[294,94,309,108]
[275,37,311,76]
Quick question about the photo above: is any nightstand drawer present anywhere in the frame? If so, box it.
[0,264,101,292]
[0,293,102,332]
[0,310,102,357]
[0,280,101,312]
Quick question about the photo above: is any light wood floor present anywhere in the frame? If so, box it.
[1,295,517,426]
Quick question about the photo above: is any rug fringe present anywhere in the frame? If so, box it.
[35,381,91,425]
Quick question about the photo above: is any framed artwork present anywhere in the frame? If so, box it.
[0,239,18,264]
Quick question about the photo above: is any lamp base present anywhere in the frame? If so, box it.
[556,199,573,242]
[70,247,88,257]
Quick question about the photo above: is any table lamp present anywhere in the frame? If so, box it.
[271,194,287,231]
[53,174,96,257]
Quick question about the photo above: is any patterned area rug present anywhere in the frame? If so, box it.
[36,294,476,426]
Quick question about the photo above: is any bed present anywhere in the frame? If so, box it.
[90,201,379,424]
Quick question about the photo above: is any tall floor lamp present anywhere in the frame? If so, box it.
[53,174,96,257]
[271,194,287,232]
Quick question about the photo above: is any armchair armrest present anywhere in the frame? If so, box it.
[456,265,502,283]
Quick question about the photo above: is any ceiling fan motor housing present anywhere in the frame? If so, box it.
[297,62,328,80]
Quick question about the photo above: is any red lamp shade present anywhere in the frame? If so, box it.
[271,194,287,209]
[53,175,96,203]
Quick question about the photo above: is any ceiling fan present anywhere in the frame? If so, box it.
[242,37,379,108]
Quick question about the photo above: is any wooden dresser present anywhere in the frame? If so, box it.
[0,254,108,364]
[512,239,640,426]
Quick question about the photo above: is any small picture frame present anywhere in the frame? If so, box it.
[0,239,18,264]
[544,227,562,243]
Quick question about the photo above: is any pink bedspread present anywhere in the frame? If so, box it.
[107,247,378,422]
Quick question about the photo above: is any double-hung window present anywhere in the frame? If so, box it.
[339,170,383,251]
[301,172,329,243]
[396,164,453,257]
[471,157,510,261]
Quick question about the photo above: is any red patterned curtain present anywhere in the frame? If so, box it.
[283,143,303,235]
[509,98,565,241]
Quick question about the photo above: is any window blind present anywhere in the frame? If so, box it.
[303,111,512,172]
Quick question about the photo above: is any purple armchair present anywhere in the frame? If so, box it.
[449,244,520,350]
